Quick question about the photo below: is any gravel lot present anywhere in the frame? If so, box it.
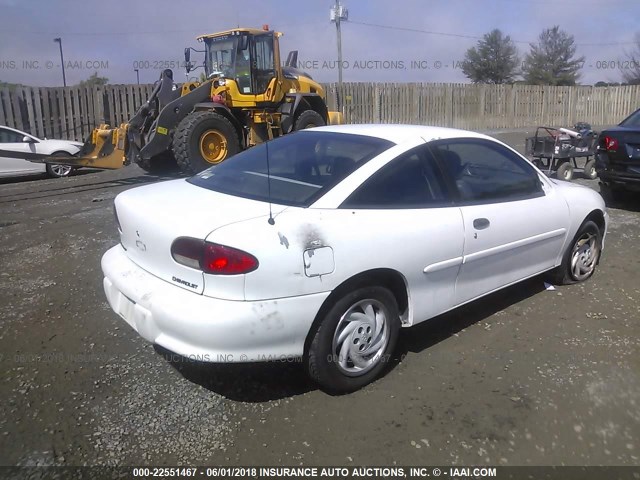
[0,129,639,467]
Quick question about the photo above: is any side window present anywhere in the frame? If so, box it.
[341,146,450,209]
[235,38,253,94]
[0,129,23,143]
[252,34,275,94]
[433,139,542,203]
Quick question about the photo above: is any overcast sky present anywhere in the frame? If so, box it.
[0,0,638,87]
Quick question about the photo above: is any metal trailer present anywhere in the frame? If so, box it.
[525,124,598,181]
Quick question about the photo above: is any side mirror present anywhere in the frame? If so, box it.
[22,135,35,143]
[184,48,191,73]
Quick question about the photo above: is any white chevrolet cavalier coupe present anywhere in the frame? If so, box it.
[103,125,607,392]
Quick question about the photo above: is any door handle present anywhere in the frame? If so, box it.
[473,218,490,230]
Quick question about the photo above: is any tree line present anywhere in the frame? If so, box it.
[462,27,640,86]
[1,72,109,90]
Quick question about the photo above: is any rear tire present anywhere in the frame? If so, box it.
[173,111,240,174]
[294,110,325,131]
[547,220,602,285]
[46,152,74,178]
[583,159,597,180]
[305,286,400,393]
[556,161,574,181]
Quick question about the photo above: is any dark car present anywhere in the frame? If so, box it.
[595,107,640,199]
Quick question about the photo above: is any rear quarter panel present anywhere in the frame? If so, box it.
[206,205,464,330]
[551,181,608,258]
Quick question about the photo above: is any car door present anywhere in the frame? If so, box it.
[339,144,464,325]
[431,138,569,305]
[0,127,43,175]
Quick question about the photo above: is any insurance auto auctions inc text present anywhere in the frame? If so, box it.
[230,466,497,478]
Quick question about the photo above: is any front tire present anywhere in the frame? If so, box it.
[46,152,74,178]
[294,110,325,131]
[548,220,602,285]
[556,161,574,181]
[173,111,240,174]
[305,286,400,393]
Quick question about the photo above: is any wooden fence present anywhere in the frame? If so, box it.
[324,83,640,130]
[1,82,639,141]
[0,84,155,141]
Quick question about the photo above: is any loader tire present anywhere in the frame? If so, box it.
[173,111,240,174]
[294,110,325,131]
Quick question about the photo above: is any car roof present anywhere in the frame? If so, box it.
[0,124,39,140]
[0,125,27,136]
[309,124,493,144]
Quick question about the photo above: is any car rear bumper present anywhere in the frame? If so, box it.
[597,171,640,191]
[596,151,640,191]
[101,245,330,362]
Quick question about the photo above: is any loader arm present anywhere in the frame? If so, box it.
[17,69,179,171]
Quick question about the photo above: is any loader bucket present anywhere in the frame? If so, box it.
[46,124,128,170]
[0,124,127,170]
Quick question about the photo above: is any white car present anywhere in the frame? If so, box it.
[102,124,607,392]
[0,125,83,178]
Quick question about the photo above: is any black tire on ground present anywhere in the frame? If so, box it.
[46,152,74,178]
[556,161,574,181]
[547,220,602,286]
[305,286,400,393]
[583,159,597,180]
[294,110,325,131]
[173,111,240,174]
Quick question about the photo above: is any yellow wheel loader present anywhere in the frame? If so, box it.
[34,27,343,174]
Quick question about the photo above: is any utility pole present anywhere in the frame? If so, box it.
[330,0,348,110]
[53,37,66,87]
[134,68,140,85]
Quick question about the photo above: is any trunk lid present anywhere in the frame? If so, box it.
[114,179,280,294]
[598,127,640,172]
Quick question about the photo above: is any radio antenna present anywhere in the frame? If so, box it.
[265,139,275,225]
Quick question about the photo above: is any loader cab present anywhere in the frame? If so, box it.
[201,29,282,101]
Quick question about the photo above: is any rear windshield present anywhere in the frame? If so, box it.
[620,108,640,128]
[188,131,394,207]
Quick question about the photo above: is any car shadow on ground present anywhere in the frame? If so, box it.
[393,276,545,360]
[600,190,640,213]
[155,345,315,402]
[157,276,546,401]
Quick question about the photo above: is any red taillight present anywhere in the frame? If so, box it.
[203,243,258,275]
[603,135,618,151]
[171,237,258,275]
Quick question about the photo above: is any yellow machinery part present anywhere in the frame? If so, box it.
[47,124,128,170]
[327,111,343,126]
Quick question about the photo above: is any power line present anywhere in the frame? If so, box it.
[349,21,490,42]
[349,20,637,47]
